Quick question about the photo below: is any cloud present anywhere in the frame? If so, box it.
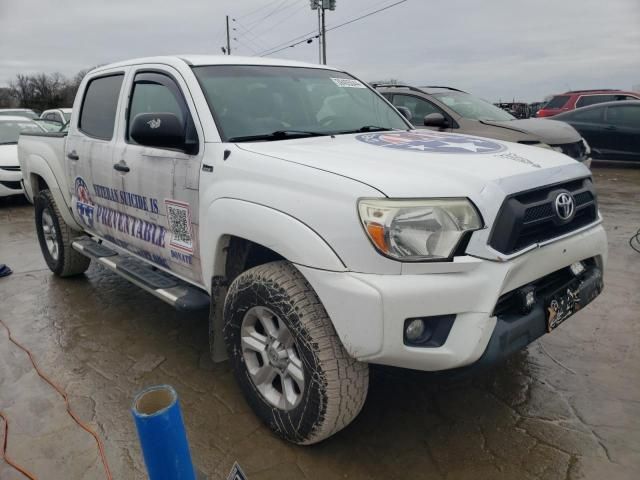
[1,0,638,101]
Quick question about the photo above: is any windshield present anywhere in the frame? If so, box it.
[0,110,39,120]
[193,65,408,141]
[0,120,43,144]
[432,92,515,121]
[63,112,72,121]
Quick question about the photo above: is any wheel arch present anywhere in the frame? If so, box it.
[26,157,82,230]
[202,198,347,362]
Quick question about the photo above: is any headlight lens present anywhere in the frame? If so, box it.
[358,198,483,261]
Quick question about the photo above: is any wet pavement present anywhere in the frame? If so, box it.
[0,167,638,480]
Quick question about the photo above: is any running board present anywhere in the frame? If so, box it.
[72,238,210,312]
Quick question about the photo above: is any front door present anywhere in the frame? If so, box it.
[110,67,204,285]
[66,72,126,242]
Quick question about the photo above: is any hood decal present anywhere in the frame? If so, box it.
[356,131,506,154]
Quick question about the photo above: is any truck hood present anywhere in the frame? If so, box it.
[236,130,588,199]
[0,144,19,167]
[481,118,581,144]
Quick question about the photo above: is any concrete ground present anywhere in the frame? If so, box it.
[0,167,638,480]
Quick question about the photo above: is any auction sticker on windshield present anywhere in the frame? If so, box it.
[356,131,506,154]
[330,77,366,88]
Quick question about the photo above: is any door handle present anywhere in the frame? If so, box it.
[67,150,79,161]
[604,125,617,131]
[113,161,130,173]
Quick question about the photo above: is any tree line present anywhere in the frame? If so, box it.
[0,69,91,112]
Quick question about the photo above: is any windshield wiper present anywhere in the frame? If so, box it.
[228,130,328,142]
[332,125,396,135]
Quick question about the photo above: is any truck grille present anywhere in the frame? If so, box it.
[489,177,598,255]
[0,166,21,172]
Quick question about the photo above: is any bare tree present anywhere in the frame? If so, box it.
[7,69,91,112]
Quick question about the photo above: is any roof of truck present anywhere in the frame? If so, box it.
[91,55,337,74]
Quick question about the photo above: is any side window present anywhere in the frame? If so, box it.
[606,105,640,127]
[79,74,124,140]
[127,72,195,145]
[576,95,615,108]
[569,107,604,123]
[392,94,441,122]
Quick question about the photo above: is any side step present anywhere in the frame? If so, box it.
[72,238,210,312]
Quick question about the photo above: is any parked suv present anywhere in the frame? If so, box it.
[375,84,591,164]
[536,89,640,117]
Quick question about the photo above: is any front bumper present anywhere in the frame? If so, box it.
[0,169,24,197]
[297,223,607,372]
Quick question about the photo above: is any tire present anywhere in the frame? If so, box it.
[223,261,369,445]
[35,189,90,277]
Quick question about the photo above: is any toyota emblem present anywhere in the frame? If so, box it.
[554,192,575,221]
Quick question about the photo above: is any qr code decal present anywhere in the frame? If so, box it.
[165,200,193,253]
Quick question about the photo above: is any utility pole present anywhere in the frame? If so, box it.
[317,8,322,63]
[226,15,231,55]
[310,0,336,65]
[321,7,327,64]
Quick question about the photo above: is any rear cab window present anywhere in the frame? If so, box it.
[545,95,570,109]
[79,74,124,140]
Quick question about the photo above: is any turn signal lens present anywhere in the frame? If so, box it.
[366,223,388,253]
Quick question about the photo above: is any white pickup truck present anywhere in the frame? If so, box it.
[18,55,607,444]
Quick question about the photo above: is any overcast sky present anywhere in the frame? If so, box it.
[1,0,638,102]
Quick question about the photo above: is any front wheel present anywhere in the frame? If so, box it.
[224,261,369,444]
[35,189,90,277]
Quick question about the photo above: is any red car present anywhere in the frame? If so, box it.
[537,89,640,117]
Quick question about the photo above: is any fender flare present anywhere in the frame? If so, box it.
[26,154,83,230]
[201,198,346,290]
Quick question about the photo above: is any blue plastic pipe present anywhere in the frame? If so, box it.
[131,385,196,480]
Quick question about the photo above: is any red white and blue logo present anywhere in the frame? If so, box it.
[356,131,506,154]
[74,176,94,228]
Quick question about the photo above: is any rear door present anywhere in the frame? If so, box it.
[603,104,640,160]
[111,66,205,285]
[66,71,127,241]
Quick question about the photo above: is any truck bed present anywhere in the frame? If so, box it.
[18,131,70,205]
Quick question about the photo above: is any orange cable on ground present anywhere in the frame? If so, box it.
[0,411,37,480]
[0,319,113,480]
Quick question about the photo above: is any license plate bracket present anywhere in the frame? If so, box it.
[546,266,603,332]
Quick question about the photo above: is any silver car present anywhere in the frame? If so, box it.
[374,84,591,165]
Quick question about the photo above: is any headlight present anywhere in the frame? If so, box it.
[358,198,483,261]
[535,143,563,153]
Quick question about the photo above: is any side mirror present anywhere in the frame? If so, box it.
[396,106,413,121]
[423,113,448,128]
[130,112,187,151]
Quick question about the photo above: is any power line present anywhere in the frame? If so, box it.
[245,0,296,29]
[259,0,408,58]
[234,37,259,54]
[252,2,308,37]
[258,27,319,57]
[235,0,284,21]
[327,0,408,34]
[233,18,265,50]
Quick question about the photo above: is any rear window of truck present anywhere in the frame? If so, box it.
[79,74,124,140]
[544,95,570,109]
